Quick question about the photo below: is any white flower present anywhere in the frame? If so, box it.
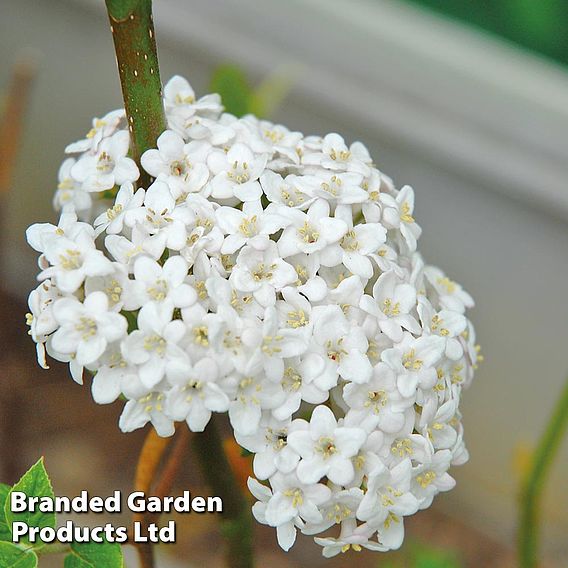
[51,292,127,366]
[264,472,331,527]
[53,158,92,216]
[260,171,314,209]
[310,306,372,388]
[71,130,139,191]
[343,362,414,433]
[227,373,286,436]
[90,343,138,404]
[276,199,347,263]
[121,303,186,389]
[141,130,210,198]
[314,519,386,557]
[216,201,284,254]
[166,357,230,431]
[381,185,422,251]
[26,281,63,368]
[209,143,267,201]
[119,391,175,437]
[360,270,420,342]
[307,172,368,205]
[287,405,366,485]
[230,240,297,306]
[303,133,371,176]
[93,183,145,236]
[424,266,474,313]
[129,255,196,310]
[418,297,467,360]
[332,204,387,278]
[36,228,114,294]
[65,109,124,154]
[247,477,303,552]
[84,263,131,311]
[412,450,456,508]
[357,459,420,536]
[138,179,192,252]
[237,418,301,480]
[381,333,446,398]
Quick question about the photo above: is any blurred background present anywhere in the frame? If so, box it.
[1,0,568,566]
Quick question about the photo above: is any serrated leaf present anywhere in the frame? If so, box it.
[64,541,123,568]
[0,483,13,541]
[5,458,55,543]
[0,541,38,567]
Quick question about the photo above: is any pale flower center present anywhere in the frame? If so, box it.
[147,278,169,301]
[252,263,275,282]
[239,216,258,238]
[59,249,82,271]
[402,349,423,372]
[326,338,347,362]
[400,201,414,223]
[364,390,387,414]
[282,367,302,392]
[416,470,436,488]
[106,203,123,221]
[193,325,209,346]
[286,309,308,328]
[381,298,400,317]
[75,316,97,340]
[340,229,360,252]
[144,334,167,355]
[97,151,115,172]
[283,488,304,508]
[320,175,342,197]
[105,279,123,305]
[391,438,413,458]
[297,221,319,244]
[316,436,337,459]
[183,379,203,402]
[139,392,165,413]
[227,160,251,184]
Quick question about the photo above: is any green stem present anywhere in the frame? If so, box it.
[194,416,254,568]
[104,3,253,565]
[519,376,568,567]
[105,0,166,189]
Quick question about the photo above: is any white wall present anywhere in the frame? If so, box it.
[1,0,567,561]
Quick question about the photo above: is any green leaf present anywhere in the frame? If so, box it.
[0,484,13,541]
[64,541,123,568]
[5,458,55,543]
[210,65,253,117]
[0,541,38,567]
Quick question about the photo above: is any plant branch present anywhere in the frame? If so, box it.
[132,428,172,568]
[519,376,568,567]
[105,0,166,189]
[194,416,254,568]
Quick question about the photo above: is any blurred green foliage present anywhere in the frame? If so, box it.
[210,64,296,119]
[405,0,568,66]
[381,542,462,568]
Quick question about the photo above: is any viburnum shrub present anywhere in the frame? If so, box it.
[26,74,480,556]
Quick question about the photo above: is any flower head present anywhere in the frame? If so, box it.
[25,75,479,557]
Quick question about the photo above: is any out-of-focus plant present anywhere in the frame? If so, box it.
[210,63,296,118]
[0,458,123,567]
[518,377,568,567]
[382,541,462,568]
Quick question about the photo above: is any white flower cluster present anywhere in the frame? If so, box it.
[26,76,480,556]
